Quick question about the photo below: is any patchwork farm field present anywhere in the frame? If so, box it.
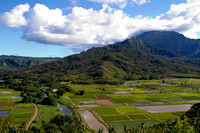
[1,78,200,132]
[8,103,35,128]
[63,78,200,132]
[0,89,22,104]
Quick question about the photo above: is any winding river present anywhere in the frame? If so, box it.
[57,103,72,116]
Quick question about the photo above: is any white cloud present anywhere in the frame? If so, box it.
[132,0,150,5]
[88,0,150,8]
[89,0,126,8]
[1,0,200,47]
[0,3,30,27]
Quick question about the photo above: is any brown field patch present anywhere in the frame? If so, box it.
[96,95,110,99]
[0,103,18,106]
[96,100,115,106]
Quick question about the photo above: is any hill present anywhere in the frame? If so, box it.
[139,31,200,58]
[2,37,200,84]
[0,55,59,72]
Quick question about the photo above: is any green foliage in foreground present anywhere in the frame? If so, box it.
[30,114,85,133]
[0,117,19,132]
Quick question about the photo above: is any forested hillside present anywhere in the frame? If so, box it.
[2,36,200,84]
[0,56,58,72]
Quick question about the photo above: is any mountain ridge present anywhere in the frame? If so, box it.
[139,31,200,58]
[0,55,59,72]
[2,33,200,84]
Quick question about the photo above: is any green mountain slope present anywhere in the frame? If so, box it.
[3,37,200,84]
[0,56,58,72]
[139,31,200,57]
[118,36,178,57]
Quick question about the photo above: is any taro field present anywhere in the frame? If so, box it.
[63,78,200,132]
[8,103,35,128]
[0,88,22,118]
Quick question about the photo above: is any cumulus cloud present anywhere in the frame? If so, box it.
[1,0,200,47]
[0,3,30,27]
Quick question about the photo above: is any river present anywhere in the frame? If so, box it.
[57,103,72,116]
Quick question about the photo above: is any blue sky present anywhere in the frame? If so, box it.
[0,0,199,57]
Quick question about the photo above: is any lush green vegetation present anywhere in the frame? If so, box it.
[0,55,58,72]
[92,107,121,116]
[102,115,130,121]
[30,114,84,133]
[128,114,149,120]
[8,103,35,128]
[139,31,200,58]
[117,106,149,114]
[0,117,19,132]
[0,89,22,104]
[147,113,177,120]
[31,105,61,127]
[124,102,200,133]
[2,75,200,132]
[2,34,200,85]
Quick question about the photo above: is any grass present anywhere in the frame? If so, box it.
[102,115,130,121]
[130,90,147,94]
[117,106,149,114]
[147,113,178,120]
[110,95,147,104]
[8,103,35,127]
[92,107,121,116]
[0,106,15,111]
[0,89,21,97]
[111,98,136,104]
[181,96,200,100]
[145,98,161,102]
[172,112,186,116]
[128,114,149,120]
[31,104,61,128]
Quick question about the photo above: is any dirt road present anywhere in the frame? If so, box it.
[26,103,38,130]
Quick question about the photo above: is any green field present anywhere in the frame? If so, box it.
[68,78,200,132]
[8,103,35,127]
[2,78,200,132]
[102,115,130,121]
[116,106,149,114]
[128,114,149,120]
[31,105,61,127]
[92,107,121,116]
[147,113,177,120]
[0,89,22,104]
